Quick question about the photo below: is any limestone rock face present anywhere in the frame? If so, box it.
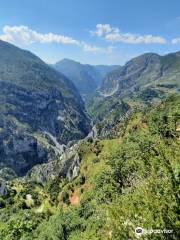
[28,142,82,185]
[87,52,180,123]
[100,52,180,97]
[0,40,91,177]
[0,179,8,197]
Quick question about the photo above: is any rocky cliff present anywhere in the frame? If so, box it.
[0,40,91,177]
[87,52,180,122]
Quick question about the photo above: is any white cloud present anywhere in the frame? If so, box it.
[0,25,113,54]
[81,42,102,53]
[0,25,80,45]
[91,24,167,44]
[81,41,113,54]
[90,23,118,37]
[171,38,180,44]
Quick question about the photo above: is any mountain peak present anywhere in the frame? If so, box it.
[99,51,180,97]
[56,58,81,65]
[53,59,119,95]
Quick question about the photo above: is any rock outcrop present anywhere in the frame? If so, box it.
[0,179,8,197]
[28,142,82,185]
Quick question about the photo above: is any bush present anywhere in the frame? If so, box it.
[61,190,69,204]
[0,197,6,208]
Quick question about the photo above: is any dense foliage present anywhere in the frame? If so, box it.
[0,94,179,239]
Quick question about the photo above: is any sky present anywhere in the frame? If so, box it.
[0,0,180,65]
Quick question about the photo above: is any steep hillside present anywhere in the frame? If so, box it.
[0,94,179,239]
[87,52,180,122]
[0,40,90,176]
[53,58,119,95]
[100,52,180,96]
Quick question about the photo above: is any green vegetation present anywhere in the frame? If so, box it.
[0,40,91,177]
[86,52,180,123]
[86,95,130,122]
[0,94,179,239]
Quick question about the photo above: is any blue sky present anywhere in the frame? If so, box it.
[0,0,180,65]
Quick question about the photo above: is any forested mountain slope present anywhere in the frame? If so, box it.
[0,40,90,177]
[0,94,179,239]
[87,52,180,122]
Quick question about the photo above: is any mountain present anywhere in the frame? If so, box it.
[100,52,180,96]
[0,40,91,177]
[1,94,179,239]
[0,43,179,239]
[53,58,119,96]
[87,52,180,121]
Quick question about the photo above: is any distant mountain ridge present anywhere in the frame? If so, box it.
[100,52,180,96]
[87,51,180,121]
[53,58,119,95]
